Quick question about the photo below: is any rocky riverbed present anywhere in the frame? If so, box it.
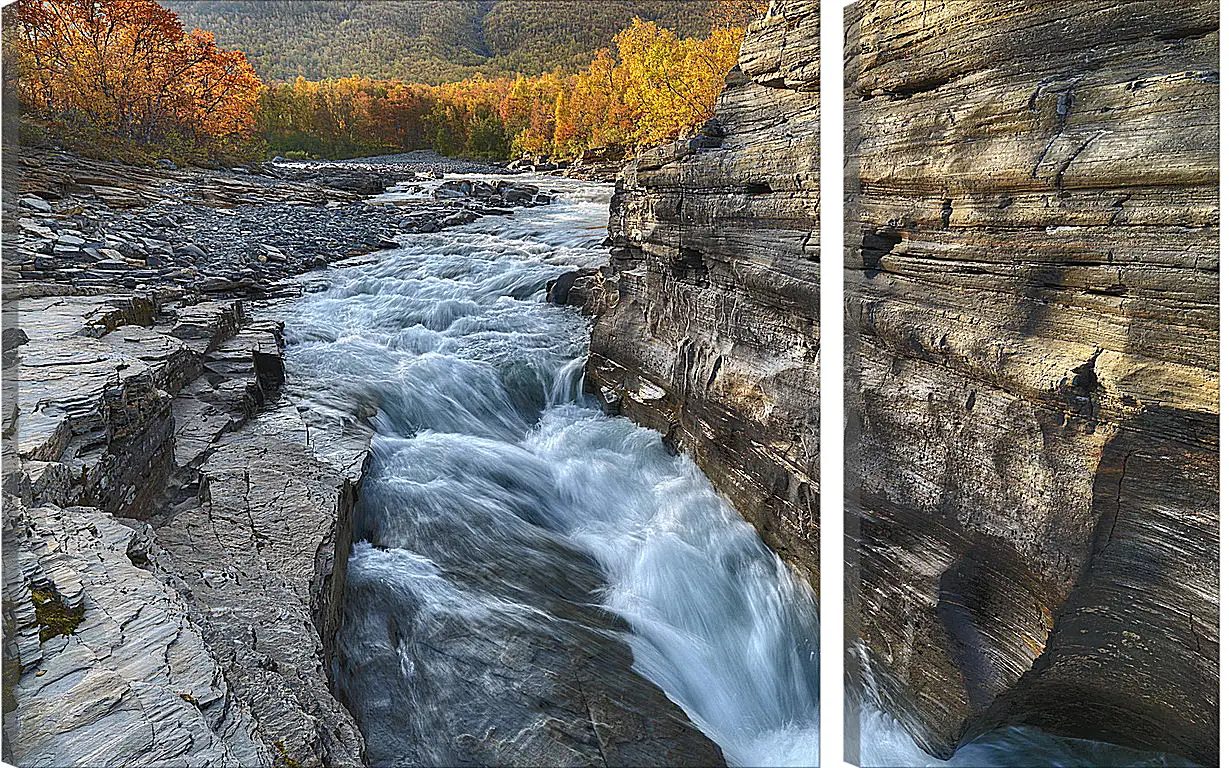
[6,150,551,299]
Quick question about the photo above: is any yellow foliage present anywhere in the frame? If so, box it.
[260,17,746,161]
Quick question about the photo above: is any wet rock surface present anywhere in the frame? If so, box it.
[586,0,820,589]
[845,0,1217,764]
[545,267,602,312]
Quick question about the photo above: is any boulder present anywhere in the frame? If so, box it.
[545,268,600,310]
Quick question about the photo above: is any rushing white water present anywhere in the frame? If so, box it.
[283,177,819,767]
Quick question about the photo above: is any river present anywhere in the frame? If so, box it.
[281,177,820,767]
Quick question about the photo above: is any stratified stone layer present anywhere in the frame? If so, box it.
[2,289,368,768]
[845,1,1217,763]
[587,0,820,589]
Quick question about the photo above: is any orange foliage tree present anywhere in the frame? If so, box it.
[13,0,263,156]
[258,17,746,162]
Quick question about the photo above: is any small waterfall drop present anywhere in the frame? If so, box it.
[284,177,819,767]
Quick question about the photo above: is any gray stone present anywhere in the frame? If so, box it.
[2,501,266,768]
[174,244,207,260]
[2,292,366,768]
[18,220,53,238]
[92,259,131,271]
[258,244,286,262]
[198,277,240,292]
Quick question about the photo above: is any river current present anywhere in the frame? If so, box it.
[279,174,1189,768]
[282,177,819,767]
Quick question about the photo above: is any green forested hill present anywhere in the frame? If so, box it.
[160,0,716,84]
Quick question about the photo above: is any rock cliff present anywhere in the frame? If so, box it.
[845,1,1218,764]
[586,0,820,589]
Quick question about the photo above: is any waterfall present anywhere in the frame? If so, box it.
[283,177,819,767]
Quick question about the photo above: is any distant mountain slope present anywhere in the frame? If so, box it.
[161,0,715,83]
[479,1,715,74]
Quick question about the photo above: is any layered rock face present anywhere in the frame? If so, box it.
[2,289,368,767]
[586,0,820,588]
[845,1,1218,764]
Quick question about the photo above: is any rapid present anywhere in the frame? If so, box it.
[282,177,820,767]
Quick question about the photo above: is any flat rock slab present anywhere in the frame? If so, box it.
[3,287,368,767]
[3,502,265,767]
[148,396,368,768]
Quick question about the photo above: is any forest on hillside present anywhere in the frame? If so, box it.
[12,0,763,164]
[258,18,744,161]
[160,0,719,83]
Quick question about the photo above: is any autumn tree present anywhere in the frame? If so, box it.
[709,0,769,30]
[13,0,263,157]
[611,18,741,148]
[251,15,748,162]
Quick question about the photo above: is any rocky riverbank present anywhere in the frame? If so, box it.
[6,150,549,299]
[584,0,820,590]
[0,149,559,767]
[3,288,369,767]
